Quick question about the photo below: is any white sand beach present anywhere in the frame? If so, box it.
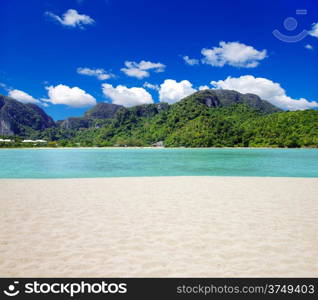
[0,176,318,277]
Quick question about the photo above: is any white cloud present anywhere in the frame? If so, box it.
[143,82,159,91]
[77,67,114,80]
[183,56,199,65]
[8,89,39,104]
[201,41,267,68]
[121,67,148,79]
[102,83,153,107]
[309,23,318,38]
[211,75,318,111]
[46,9,94,28]
[121,60,166,79]
[305,44,313,50]
[44,84,96,107]
[0,82,9,91]
[199,85,210,91]
[159,79,197,104]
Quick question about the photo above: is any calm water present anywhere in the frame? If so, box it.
[0,148,317,178]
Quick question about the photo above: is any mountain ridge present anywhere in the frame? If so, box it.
[183,89,281,114]
[1,90,317,148]
[0,94,55,136]
[56,89,281,132]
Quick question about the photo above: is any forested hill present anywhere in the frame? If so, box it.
[1,90,317,148]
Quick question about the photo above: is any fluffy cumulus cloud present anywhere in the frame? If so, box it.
[182,56,199,65]
[309,23,318,38]
[199,85,210,91]
[305,44,313,50]
[102,83,153,107]
[44,84,96,107]
[77,67,113,80]
[121,60,166,79]
[8,89,39,104]
[159,79,197,104]
[46,9,94,28]
[211,75,318,111]
[143,82,159,91]
[201,41,267,68]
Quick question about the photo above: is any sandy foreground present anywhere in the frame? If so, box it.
[0,176,317,277]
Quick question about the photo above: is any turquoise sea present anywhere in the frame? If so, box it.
[0,148,317,178]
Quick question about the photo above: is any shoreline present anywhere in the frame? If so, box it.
[1,176,318,277]
[1,175,318,180]
[0,146,317,150]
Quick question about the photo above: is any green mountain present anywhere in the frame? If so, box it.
[0,94,55,136]
[185,89,281,113]
[1,90,317,148]
[58,102,123,130]
[40,89,316,148]
[84,102,123,119]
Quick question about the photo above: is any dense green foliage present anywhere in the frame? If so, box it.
[1,90,317,148]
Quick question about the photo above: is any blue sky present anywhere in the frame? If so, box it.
[0,0,317,120]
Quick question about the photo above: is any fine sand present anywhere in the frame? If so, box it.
[0,176,317,277]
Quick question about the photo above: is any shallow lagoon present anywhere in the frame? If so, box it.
[0,148,317,178]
